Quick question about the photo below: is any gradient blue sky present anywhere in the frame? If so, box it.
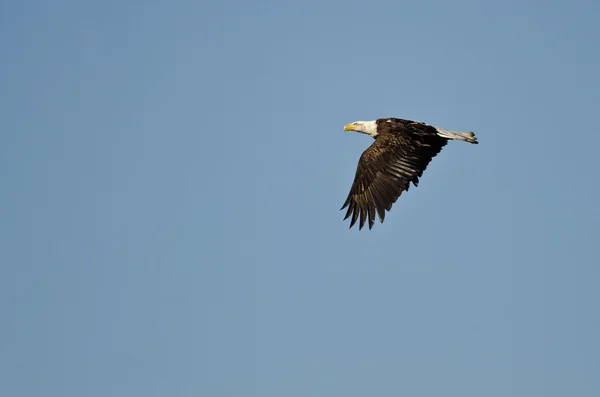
[2,0,599,396]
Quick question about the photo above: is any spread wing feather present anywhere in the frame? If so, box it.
[341,132,447,230]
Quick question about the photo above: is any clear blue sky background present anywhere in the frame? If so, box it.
[2,0,599,396]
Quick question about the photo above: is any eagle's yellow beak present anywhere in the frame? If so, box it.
[344,123,356,131]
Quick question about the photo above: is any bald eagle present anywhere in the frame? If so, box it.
[341,118,478,230]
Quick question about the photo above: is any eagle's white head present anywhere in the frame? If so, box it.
[344,120,378,138]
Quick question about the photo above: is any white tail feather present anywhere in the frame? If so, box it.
[435,128,478,144]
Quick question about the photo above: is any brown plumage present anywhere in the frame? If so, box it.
[341,118,478,230]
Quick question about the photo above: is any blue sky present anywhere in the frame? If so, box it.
[2,0,599,396]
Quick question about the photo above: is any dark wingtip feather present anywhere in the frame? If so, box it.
[343,201,354,220]
[340,196,351,211]
[359,205,367,230]
[367,205,375,230]
[350,206,359,228]
[378,208,385,223]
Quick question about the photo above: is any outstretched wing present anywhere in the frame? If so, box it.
[341,132,447,230]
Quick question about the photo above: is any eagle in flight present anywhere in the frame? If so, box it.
[341,118,478,230]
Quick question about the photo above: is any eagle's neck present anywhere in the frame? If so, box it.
[360,120,379,138]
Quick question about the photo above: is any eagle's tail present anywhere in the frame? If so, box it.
[435,128,478,144]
